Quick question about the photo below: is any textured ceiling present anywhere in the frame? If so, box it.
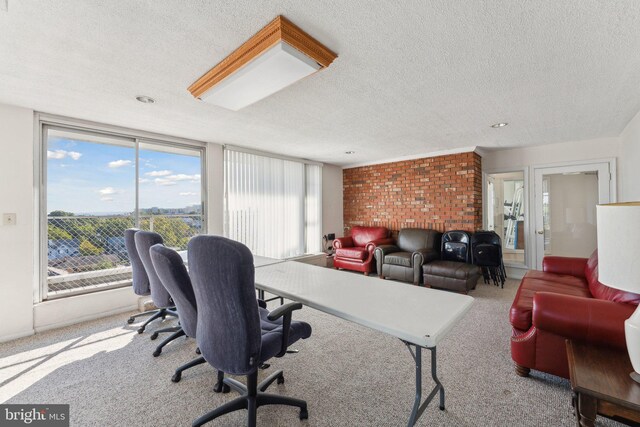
[1,1,639,166]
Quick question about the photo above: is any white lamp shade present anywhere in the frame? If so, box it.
[200,41,321,111]
[596,202,640,293]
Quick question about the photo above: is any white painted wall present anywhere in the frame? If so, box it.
[0,102,346,342]
[206,143,225,235]
[322,164,344,239]
[0,104,36,341]
[482,137,621,172]
[619,109,640,202]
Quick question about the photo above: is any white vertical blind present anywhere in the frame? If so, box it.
[224,149,322,259]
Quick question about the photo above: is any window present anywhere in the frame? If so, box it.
[42,124,205,300]
[224,148,322,259]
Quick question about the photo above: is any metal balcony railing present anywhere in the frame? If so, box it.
[46,214,203,298]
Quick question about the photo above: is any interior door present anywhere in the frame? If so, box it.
[533,162,611,269]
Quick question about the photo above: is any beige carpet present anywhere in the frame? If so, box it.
[0,277,624,427]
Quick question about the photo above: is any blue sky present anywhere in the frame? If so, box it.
[47,137,202,214]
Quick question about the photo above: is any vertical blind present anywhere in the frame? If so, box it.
[224,149,322,259]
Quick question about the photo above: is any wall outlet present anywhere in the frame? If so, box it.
[3,213,16,225]
[327,233,335,240]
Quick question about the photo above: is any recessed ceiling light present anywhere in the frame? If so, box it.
[136,96,155,104]
[345,151,355,154]
[491,122,508,128]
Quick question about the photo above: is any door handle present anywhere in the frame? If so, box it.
[537,230,544,235]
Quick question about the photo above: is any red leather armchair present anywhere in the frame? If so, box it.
[510,250,640,379]
[333,226,393,275]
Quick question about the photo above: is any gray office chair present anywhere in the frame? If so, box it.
[134,231,180,356]
[188,235,312,427]
[150,244,212,385]
[150,244,278,385]
[124,228,175,334]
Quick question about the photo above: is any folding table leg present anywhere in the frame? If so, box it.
[404,343,445,427]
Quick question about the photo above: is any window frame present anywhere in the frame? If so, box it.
[35,113,208,303]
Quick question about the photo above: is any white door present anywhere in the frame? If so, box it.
[533,162,612,269]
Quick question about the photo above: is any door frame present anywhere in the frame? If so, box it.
[482,166,530,269]
[531,158,617,270]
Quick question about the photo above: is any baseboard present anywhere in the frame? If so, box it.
[34,304,137,333]
[0,329,35,343]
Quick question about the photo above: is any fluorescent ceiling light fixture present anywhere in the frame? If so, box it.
[491,122,508,128]
[188,16,337,111]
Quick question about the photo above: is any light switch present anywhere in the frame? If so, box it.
[3,213,16,225]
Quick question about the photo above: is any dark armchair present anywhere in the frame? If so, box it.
[375,228,442,285]
[333,226,393,275]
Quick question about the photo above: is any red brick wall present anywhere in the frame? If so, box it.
[342,152,482,235]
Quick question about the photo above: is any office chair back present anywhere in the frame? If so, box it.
[441,230,471,263]
[134,231,172,308]
[124,228,150,296]
[188,235,262,376]
[150,244,198,338]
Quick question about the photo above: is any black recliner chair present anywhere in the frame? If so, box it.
[441,230,472,263]
[188,235,312,427]
[375,228,442,285]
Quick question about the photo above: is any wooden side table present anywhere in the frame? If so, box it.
[566,340,640,426]
[325,254,334,269]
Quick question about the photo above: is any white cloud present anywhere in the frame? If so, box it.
[179,192,197,196]
[108,159,132,168]
[169,174,201,182]
[138,178,151,184]
[154,178,177,186]
[145,170,172,177]
[99,187,117,195]
[154,173,200,186]
[47,150,82,160]
[100,197,114,202]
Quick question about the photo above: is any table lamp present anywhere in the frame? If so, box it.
[596,202,640,382]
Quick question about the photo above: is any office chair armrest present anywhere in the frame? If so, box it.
[267,302,303,358]
[267,302,303,321]
[257,299,267,309]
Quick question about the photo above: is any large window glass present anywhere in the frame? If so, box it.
[44,126,204,299]
[224,148,322,259]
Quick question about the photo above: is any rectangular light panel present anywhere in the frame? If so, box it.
[200,41,321,111]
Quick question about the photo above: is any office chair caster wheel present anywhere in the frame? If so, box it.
[277,374,285,384]
[153,349,161,357]
[299,408,308,420]
[127,317,135,324]
[259,363,270,370]
[171,372,181,383]
[439,405,445,411]
[213,382,230,393]
[137,327,145,334]
[150,332,159,340]
[195,348,201,354]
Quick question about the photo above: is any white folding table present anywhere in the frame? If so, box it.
[253,260,474,426]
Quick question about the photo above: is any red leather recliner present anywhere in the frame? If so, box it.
[510,250,640,379]
[333,226,393,275]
